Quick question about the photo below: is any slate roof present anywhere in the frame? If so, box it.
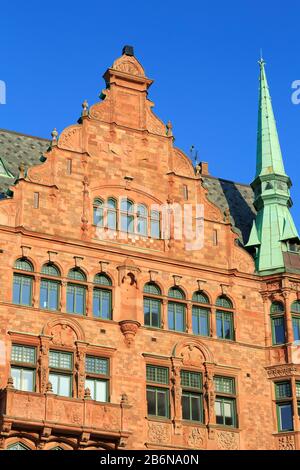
[0,128,256,245]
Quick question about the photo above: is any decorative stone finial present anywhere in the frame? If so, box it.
[82,99,89,117]
[84,387,91,399]
[46,381,53,393]
[51,128,58,147]
[7,376,14,389]
[166,120,173,137]
[18,162,25,179]
[122,45,134,56]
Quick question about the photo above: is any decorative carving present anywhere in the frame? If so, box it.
[183,427,206,449]
[145,105,166,136]
[278,435,295,450]
[119,320,141,346]
[43,317,85,343]
[112,54,144,76]
[172,149,195,177]
[148,422,171,445]
[204,366,215,426]
[180,344,205,367]
[75,346,86,399]
[58,126,82,152]
[51,324,77,347]
[266,366,297,378]
[267,281,282,292]
[216,431,239,450]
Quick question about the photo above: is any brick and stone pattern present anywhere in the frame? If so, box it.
[0,49,299,450]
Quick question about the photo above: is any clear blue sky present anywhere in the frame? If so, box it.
[1,0,299,226]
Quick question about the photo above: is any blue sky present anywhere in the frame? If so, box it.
[1,0,299,226]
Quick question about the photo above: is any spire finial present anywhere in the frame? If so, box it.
[81,99,89,117]
[51,128,58,147]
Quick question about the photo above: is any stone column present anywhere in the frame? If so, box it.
[86,285,93,318]
[211,307,217,338]
[262,294,272,346]
[171,358,183,435]
[75,341,88,399]
[186,302,192,334]
[33,274,41,308]
[60,281,67,313]
[38,335,51,394]
[283,290,294,349]
[161,298,168,330]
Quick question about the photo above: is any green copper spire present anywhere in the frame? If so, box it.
[246,59,299,275]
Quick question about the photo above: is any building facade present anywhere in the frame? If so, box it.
[0,47,300,451]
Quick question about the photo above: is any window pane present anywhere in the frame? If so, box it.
[191,395,202,421]
[107,210,117,229]
[13,275,21,304]
[11,345,35,364]
[224,313,233,339]
[146,365,168,384]
[272,317,285,345]
[7,442,29,450]
[214,376,235,394]
[151,219,160,239]
[216,312,223,338]
[224,401,233,426]
[95,379,108,401]
[278,403,293,431]
[192,306,209,336]
[147,388,156,415]
[49,351,72,370]
[22,369,35,392]
[176,305,185,332]
[11,367,21,390]
[275,381,292,399]
[40,280,59,310]
[293,317,300,341]
[192,291,209,303]
[157,389,168,417]
[93,206,103,226]
[49,373,71,397]
[168,303,175,330]
[93,289,111,319]
[137,217,147,235]
[144,298,161,328]
[215,399,223,424]
[182,394,190,420]
[85,356,108,375]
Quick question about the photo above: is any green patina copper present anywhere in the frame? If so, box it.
[246,59,299,274]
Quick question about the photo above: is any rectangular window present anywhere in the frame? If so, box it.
[277,403,293,432]
[292,316,300,342]
[93,288,112,319]
[214,375,237,428]
[34,192,39,209]
[85,356,109,402]
[146,365,169,418]
[181,370,203,422]
[144,298,161,328]
[67,159,72,175]
[67,284,86,315]
[271,316,285,345]
[275,381,292,399]
[192,306,209,336]
[213,229,218,246]
[49,350,73,397]
[11,345,36,392]
[183,185,188,200]
[216,311,234,340]
[168,302,186,332]
[296,381,300,398]
[40,279,60,311]
[49,373,72,397]
[13,274,33,306]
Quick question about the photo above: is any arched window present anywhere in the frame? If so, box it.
[107,198,117,230]
[40,263,61,311]
[270,301,285,345]
[144,283,162,328]
[93,198,104,226]
[168,287,186,332]
[13,258,34,306]
[50,446,63,450]
[120,198,134,233]
[93,274,113,320]
[137,204,148,236]
[215,296,234,340]
[66,269,87,315]
[291,301,300,342]
[7,442,30,450]
[150,210,161,239]
[192,291,210,337]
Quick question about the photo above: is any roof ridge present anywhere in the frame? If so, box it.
[0,128,50,142]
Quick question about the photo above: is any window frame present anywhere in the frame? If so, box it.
[181,370,204,423]
[49,350,73,398]
[10,344,37,392]
[146,364,170,419]
[85,355,110,402]
[214,375,237,428]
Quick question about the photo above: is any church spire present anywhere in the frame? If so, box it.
[246,59,300,274]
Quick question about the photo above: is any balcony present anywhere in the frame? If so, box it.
[0,387,131,449]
